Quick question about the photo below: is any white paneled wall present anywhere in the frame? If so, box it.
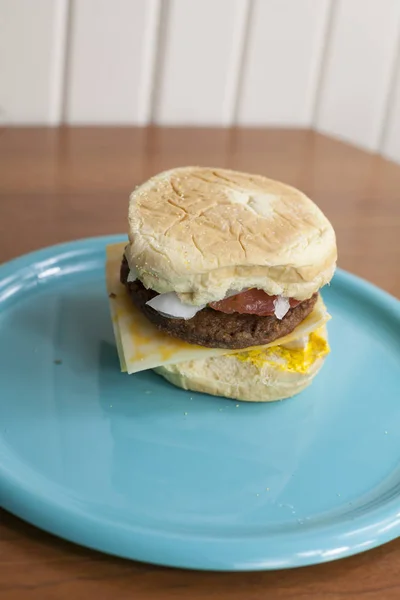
[153,0,249,125]
[1,0,400,161]
[382,38,400,162]
[237,0,332,126]
[65,0,160,124]
[0,0,68,124]
[314,0,400,152]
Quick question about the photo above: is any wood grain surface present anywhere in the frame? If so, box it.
[0,127,399,600]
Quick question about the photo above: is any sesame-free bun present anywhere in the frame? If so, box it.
[127,167,337,305]
[154,326,329,403]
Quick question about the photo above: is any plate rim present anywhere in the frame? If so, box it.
[1,235,400,571]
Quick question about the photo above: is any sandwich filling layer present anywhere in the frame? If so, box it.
[106,241,331,374]
[121,256,317,350]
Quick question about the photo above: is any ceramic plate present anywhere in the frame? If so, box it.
[1,236,400,571]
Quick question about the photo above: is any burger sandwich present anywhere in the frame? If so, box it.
[106,167,337,402]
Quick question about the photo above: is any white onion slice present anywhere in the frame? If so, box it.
[145,288,246,320]
[146,292,205,320]
[146,287,292,322]
[273,296,290,320]
[282,335,308,350]
[151,311,183,320]
[127,268,138,283]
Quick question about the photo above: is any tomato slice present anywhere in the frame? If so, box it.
[209,289,300,316]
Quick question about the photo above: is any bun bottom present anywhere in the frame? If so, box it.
[154,328,328,402]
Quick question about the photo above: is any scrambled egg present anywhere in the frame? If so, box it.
[236,328,329,374]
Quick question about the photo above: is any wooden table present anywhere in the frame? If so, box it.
[0,127,399,599]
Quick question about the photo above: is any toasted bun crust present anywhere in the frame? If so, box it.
[154,327,329,402]
[127,167,337,305]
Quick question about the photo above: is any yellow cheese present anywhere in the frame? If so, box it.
[235,327,330,374]
[106,243,331,374]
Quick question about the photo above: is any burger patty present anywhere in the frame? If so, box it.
[120,257,317,349]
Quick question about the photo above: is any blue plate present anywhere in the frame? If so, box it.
[1,235,400,571]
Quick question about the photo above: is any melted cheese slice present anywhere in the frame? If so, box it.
[106,243,331,374]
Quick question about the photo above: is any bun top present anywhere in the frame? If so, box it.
[127,167,337,305]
